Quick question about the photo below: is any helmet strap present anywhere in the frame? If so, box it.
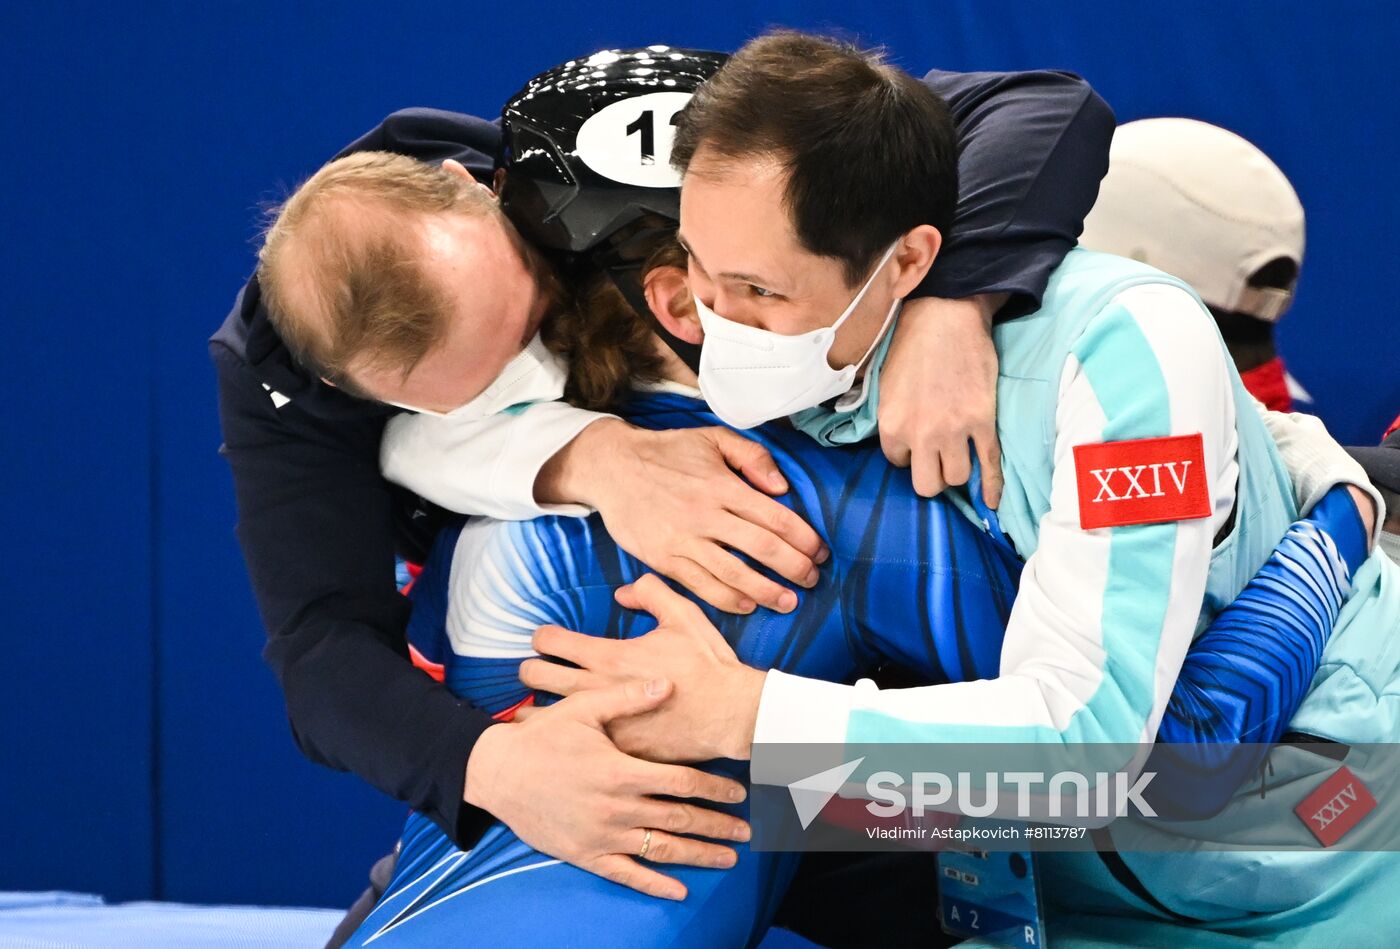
[603,263,703,374]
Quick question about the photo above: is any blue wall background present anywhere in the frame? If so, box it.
[3,0,1396,911]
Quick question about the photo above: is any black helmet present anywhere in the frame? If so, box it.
[499,45,728,255]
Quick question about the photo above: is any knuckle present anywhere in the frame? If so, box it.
[753,533,782,561]
[604,766,632,792]
[714,558,745,585]
[596,799,625,826]
[647,835,672,861]
[664,805,691,833]
[672,561,705,588]
[670,772,699,798]
[776,508,807,536]
[701,585,738,610]
[736,439,764,460]
[763,506,793,534]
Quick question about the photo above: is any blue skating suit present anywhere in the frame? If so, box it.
[351,391,1365,948]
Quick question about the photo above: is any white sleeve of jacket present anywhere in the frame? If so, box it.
[380,402,615,521]
[753,284,1238,772]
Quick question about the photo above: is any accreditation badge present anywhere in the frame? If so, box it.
[938,825,1045,946]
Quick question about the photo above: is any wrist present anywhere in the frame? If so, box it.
[535,417,632,508]
[463,721,511,813]
[967,292,1009,327]
[721,666,767,761]
[1345,483,1378,546]
[901,293,1003,331]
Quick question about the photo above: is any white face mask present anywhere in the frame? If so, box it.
[696,242,902,430]
[385,332,568,420]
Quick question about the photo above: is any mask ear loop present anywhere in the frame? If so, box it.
[592,225,705,374]
[602,264,704,373]
[831,241,903,371]
[852,298,903,373]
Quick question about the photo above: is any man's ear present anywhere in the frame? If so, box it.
[443,159,496,200]
[643,265,703,344]
[890,225,943,298]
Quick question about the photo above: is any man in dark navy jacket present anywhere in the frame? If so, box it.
[211,61,1112,920]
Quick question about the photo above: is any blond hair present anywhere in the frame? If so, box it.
[257,151,498,386]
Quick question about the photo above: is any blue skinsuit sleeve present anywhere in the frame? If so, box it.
[847,479,1368,822]
[1145,485,1370,819]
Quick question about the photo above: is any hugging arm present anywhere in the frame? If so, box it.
[212,340,497,848]
[881,69,1114,500]
[334,107,500,176]
[824,472,1367,800]
[209,107,527,848]
[919,69,1113,311]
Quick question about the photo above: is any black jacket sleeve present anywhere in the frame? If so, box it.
[211,108,504,848]
[331,107,500,177]
[212,342,497,847]
[918,69,1115,315]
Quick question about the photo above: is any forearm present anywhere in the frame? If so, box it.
[1166,486,1368,747]
[534,416,631,508]
[918,69,1113,309]
[1148,486,1367,819]
[381,402,617,520]
[269,610,499,846]
[758,286,1232,766]
[215,345,498,845]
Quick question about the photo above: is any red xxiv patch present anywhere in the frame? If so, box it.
[1295,766,1377,847]
[1072,434,1212,531]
